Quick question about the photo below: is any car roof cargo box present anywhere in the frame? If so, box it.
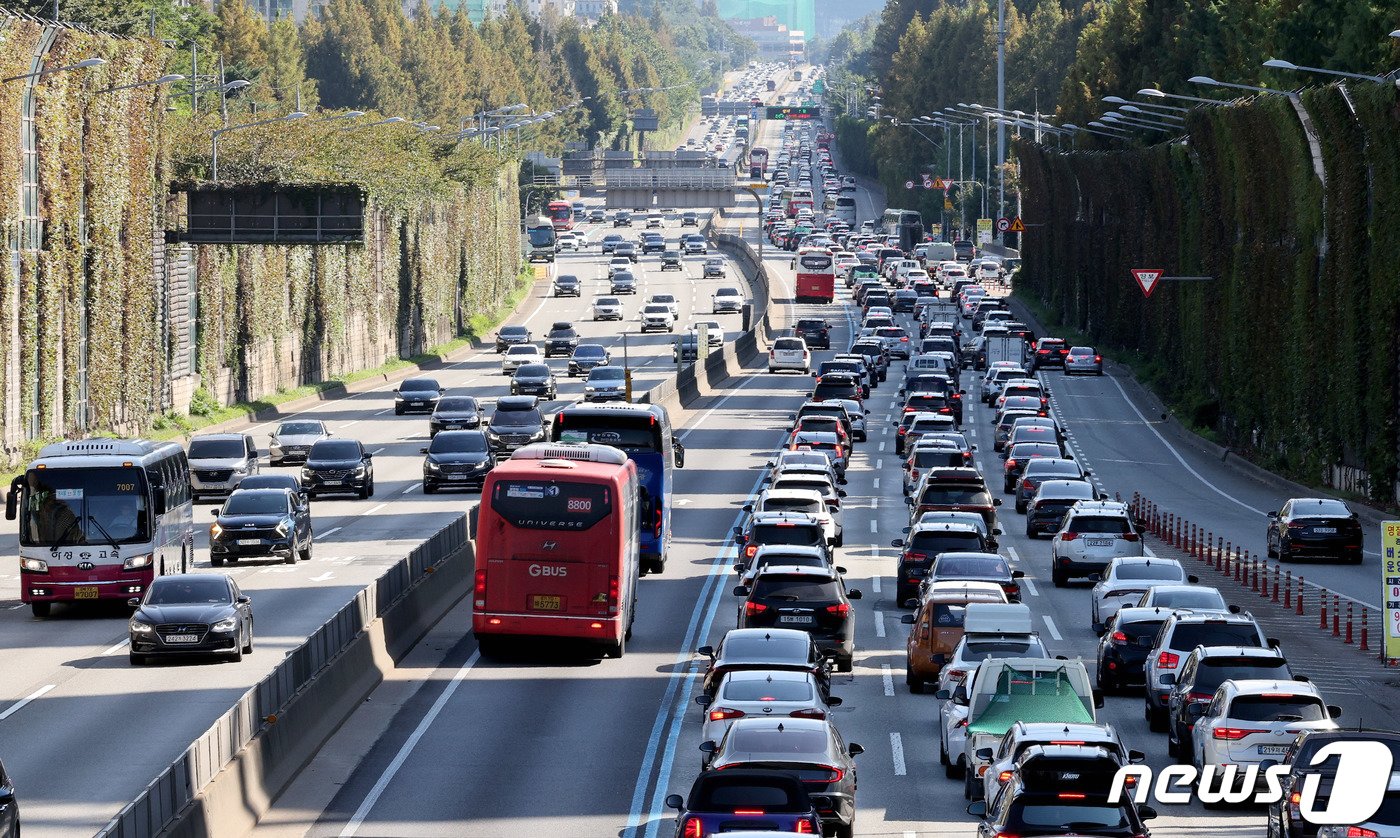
[963,602,1033,636]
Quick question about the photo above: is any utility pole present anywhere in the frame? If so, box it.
[996,0,1006,238]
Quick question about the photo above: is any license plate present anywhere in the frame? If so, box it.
[443,424,460,430]
[165,634,199,644]
[1086,538,1114,547]
[237,539,261,546]
[1313,527,1336,534]
[411,401,424,407]
[1258,744,1288,756]
[531,595,562,611]
[73,586,99,600]
[323,479,343,486]
[779,615,814,624]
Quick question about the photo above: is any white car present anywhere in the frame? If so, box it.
[1190,679,1340,776]
[1050,501,1143,587]
[712,287,745,314]
[555,232,580,251]
[696,669,838,744]
[607,256,632,276]
[936,632,1048,778]
[768,336,810,374]
[647,293,680,319]
[639,304,676,333]
[592,295,623,321]
[692,319,724,347]
[1090,556,1190,634]
[980,721,1139,805]
[981,363,1028,404]
[748,487,842,547]
[501,343,543,374]
[1134,584,1230,612]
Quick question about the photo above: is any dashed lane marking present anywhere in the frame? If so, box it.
[881,664,895,696]
[875,611,886,638]
[1042,615,1063,641]
[891,732,908,776]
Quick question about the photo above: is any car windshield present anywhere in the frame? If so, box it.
[589,368,625,382]
[223,493,288,515]
[1228,695,1327,722]
[1009,800,1130,831]
[506,346,537,356]
[1169,623,1262,650]
[435,397,477,412]
[1115,563,1182,581]
[516,364,550,377]
[596,298,619,306]
[310,441,360,459]
[187,438,246,459]
[936,556,1009,577]
[148,576,232,606]
[1195,658,1291,693]
[402,379,438,391]
[492,409,542,428]
[1070,516,1132,534]
[723,679,814,702]
[500,327,527,337]
[276,422,324,436]
[575,345,605,357]
[429,433,488,454]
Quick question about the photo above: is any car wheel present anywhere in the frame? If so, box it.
[939,733,950,765]
[604,634,625,659]
[1278,542,1291,563]
[1015,500,1027,514]
[1147,702,1168,733]
[835,654,854,673]
[1266,532,1277,558]
[242,624,254,654]
[394,407,403,416]
[1052,567,1067,587]
[946,755,963,780]
[964,771,977,800]
[834,821,854,838]
[230,636,244,663]
[284,547,297,565]
[300,540,312,561]
[211,556,225,567]
[129,651,148,666]
[907,670,924,694]
[1166,725,1181,758]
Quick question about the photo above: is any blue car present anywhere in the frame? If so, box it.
[666,769,825,837]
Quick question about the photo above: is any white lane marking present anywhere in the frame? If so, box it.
[1005,546,1021,563]
[1042,615,1063,641]
[874,611,886,638]
[403,483,421,494]
[869,520,878,533]
[904,832,918,838]
[891,732,908,776]
[968,427,977,438]
[872,576,881,593]
[102,639,129,656]
[341,420,361,429]
[881,664,895,696]
[338,650,481,837]
[875,460,882,470]
[1022,578,1039,597]
[872,477,880,490]
[371,448,385,456]
[0,684,56,721]
[310,572,335,582]
[878,442,886,452]
[365,503,387,515]
[321,526,343,539]
[373,409,390,416]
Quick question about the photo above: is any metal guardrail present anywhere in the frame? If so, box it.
[96,516,469,838]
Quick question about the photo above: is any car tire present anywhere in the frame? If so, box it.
[907,671,924,694]
[230,637,244,663]
[835,654,853,673]
[424,482,437,494]
[964,771,977,800]
[129,651,148,666]
[1167,726,1181,758]
[211,556,225,567]
[1015,500,1027,514]
[1266,534,1277,558]
[1052,567,1067,587]
[1278,542,1291,563]
[284,548,297,565]
[604,635,625,659]
[946,755,963,780]
[1147,702,1168,733]
[394,407,403,416]
[834,821,854,838]
[300,540,312,561]
[242,625,254,655]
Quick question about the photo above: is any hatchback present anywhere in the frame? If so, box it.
[734,565,863,671]
[1065,345,1103,375]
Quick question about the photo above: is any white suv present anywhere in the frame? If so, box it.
[592,296,623,321]
[1143,611,1272,731]
[1190,679,1340,775]
[981,364,1028,404]
[769,337,811,374]
[1050,501,1143,587]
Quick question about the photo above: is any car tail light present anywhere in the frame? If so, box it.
[1213,727,1267,741]
[745,543,758,559]
[997,769,1014,784]
[654,506,664,539]
[1110,630,1129,645]
[1005,458,1017,469]
[733,809,766,816]
[1061,532,1079,541]
[709,707,746,721]
[1021,479,1037,491]
[682,816,704,838]
[1038,349,1050,354]
[826,603,850,617]
[1058,793,1086,800]
[1188,691,1214,702]
[1157,651,1181,669]
[789,707,828,719]
[795,820,817,834]
[1095,355,1102,362]
[947,668,967,682]
[1344,828,1379,838]
[1287,521,1306,530]
[1123,532,1140,542]
[745,601,769,617]
[804,766,844,785]
[474,569,487,608]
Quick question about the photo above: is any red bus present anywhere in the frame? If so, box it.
[795,247,836,303]
[472,443,640,658]
[546,200,574,231]
[749,145,769,180]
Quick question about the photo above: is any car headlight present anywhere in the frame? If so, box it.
[21,557,47,573]
[123,553,154,570]
[530,430,545,441]
[232,465,249,475]
[301,467,314,480]
[585,386,596,392]
[486,428,501,440]
[352,465,367,476]
[276,519,291,537]
[129,619,154,634]
[210,522,224,539]
[425,460,441,472]
[211,617,238,632]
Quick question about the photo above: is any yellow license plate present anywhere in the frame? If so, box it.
[531,595,562,611]
[73,586,100,600]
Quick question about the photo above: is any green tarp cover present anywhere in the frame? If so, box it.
[967,666,1094,735]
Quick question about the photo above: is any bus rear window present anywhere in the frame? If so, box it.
[489,480,613,531]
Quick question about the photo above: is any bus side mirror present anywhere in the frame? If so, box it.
[4,480,19,521]
[674,441,685,468]
[153,487,168,516]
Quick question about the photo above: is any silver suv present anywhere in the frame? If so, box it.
[268,419,329,466]
[1049,500,1142,587]
[188,433,260,501]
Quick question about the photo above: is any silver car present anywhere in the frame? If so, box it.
[188,433,260,501]
[828,398,868,442]
[583,366,628,402]
[592,296,623,321]
[268,419,329,466]
[1065,345,1103,375]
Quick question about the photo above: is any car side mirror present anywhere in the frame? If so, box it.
[420,447,429,454]
[1093,689,1105,709]
[1187,574,1200,584]
[1087,573,1102,583]
[1186,703,1207,718]
[906,497,914,506]
[891,538,905,548]
[935,688,951,700]
[364,453,373,460]
[838,489,848,498]
[1294,674,1310,683]
[975,747,994,761]
[1011,570,1025,579]
[1138,805,1158,821]
[236,594,251,604]
[993,527,1003,535]
[1161,673,1176,686]
[900,614,915,625]
[733,585,750,597]
[848,590,862,600]
[733,527,744,538]
[970,444,977,451]
[127,597,141,608]
[1128,749,1145,763]
[966,801,987,818]
[992,498,1002,506]
[826,695,843,708]
[1268,637,1281,648]
[1268,511,1278,518]
[694,694,712,707]
[1328,704,1343,719]
[742,503,754,513]
[697,645,715,658]
[847,743,864,757]
[665,793,684,810]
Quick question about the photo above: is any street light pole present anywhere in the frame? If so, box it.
[995,0,1006,235]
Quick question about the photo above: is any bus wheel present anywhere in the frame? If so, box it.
[30,601,50,619]
[604,636,625,659]
[475,636,504,658]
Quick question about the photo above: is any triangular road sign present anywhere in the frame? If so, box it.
[1007,216,1026,233]
[1131,268,1165,298]
[932,177,946,189]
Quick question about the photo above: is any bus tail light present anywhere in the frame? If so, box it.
[474,569,487,608]
[608,576,620,615]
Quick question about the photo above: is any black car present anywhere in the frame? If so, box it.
[301,438,374,498]
[494,325,531,353]
[552,274,581,297]
[235,473,310,507]
[1266,730,1400,838]
[1094,607,1169,693]
[665,769,824,838]
[816,361,869,398]
[660,250,682,270]
[796,318,831,350]
[613,210,633,227]
[1266,497,1364,563]
[734,565,862,672]
[890,524,991,607]
[893,289,918,312]
[1002,442,1063,493]
[510,363,558,399]
[702,719,862,836]
[429,395,482,436]
[485,395,546,452]
[0,756,17,838]
[968,783,1156,838]
[641,234,666,254]
[812,372,863,403]
[544,321,579,357]
[393,377,443,415]
[421,430,494,493]
[1165,646,1296,758]
[209,487,313,566]
[127,573,253,665]
[568,343,610,376]
[1025,480,1098,537]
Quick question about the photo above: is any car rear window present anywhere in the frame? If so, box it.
[936,556,1009,577]
[723,679,814,702]
[694,781,805,812]
[913,449,964,468]
[1168,623,1262,650]
[963,639,1039,660]
[1070,516,1132,534]
[752,576,841,601]
[775,338,805,350]
[725,727,829,756]
[752,524,824,547]
[1115,563,1182,581]
[1195,658,1291,693]
[927,603,967,626]
[909,532,985,554]
[1119,619,1166,647]
[763,497,822,514]
[1227,695,1327,722]
[919,486,993,506]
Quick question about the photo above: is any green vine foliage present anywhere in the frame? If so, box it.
[1016,86,1400,503]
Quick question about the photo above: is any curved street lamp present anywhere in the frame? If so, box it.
[211,111,308,181]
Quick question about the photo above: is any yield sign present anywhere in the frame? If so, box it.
[1131,268,1165,298]
[932,177,947,189]
[1007,216,1026,233]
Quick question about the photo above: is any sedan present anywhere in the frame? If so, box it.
[695,670,840,744]
[501,344,544,374]
[494,325,531,353]
[128,573,253,665]
[1065,345,1103,375]
[268,419,329,466]
[552,274,581,296]
[712,287,744,314]
[208,487,312,566]
[1090,557,1190,634]
[393,377,443,415]
[421,430,494,493]
[429,395,482,436]
[1266,497,1364,563]
[692,319,724,347]
[509,363,557,399]
[698,628,832,699]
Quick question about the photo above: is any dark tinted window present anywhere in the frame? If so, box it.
[918,487,993,506]
[500,326,528,337]
[1168,622,1262,650]
[694,781,805,812]
[491,409,543,428]
[1228,695,1326,722]
[752,576,841,601]
[1119,619,1166,646]
[1116,563,1183,581]
[149,575,232,605]
[277,421,325,436]
[223,493,289,515]
[489,480,612,531]
[751,524,824,547]
[516,364,550,377]
[935,556,1009,577]
[1071,516,1132,534]
[1194,658,1291,693]
[1008,800,1130,831]
[188,438,248,459]
[908,532,985,554]
[435,397,478,412]
[428,432,488,453]
[310,440,361,459]
[928,603,967,626]
[402,379,439,391]
[723,679,814,702]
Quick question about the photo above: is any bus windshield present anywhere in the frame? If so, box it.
[554,415,664,453]
[22,468,151,546]
[527,225,556,248]
[547,202,572,224]
[489,479,613,531]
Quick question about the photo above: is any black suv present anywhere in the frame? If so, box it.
[393,377,443,415]
[552,274,581,297]
[485,395,546,452]
[968,784,1156,838]
[795,318,831,350]
[429,395,482,436]
[544,321,579,357]
[734,565,862,672]
[660,250,682,270]
[209,487,313,566]
[640,233,665,254]
[421,430,494,493]
[301,438,374,499]
[510,363,557,399]
[812,372,862,403]
[0,753,18,838]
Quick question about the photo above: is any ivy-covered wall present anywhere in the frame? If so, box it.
[1016,84,1400,504]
